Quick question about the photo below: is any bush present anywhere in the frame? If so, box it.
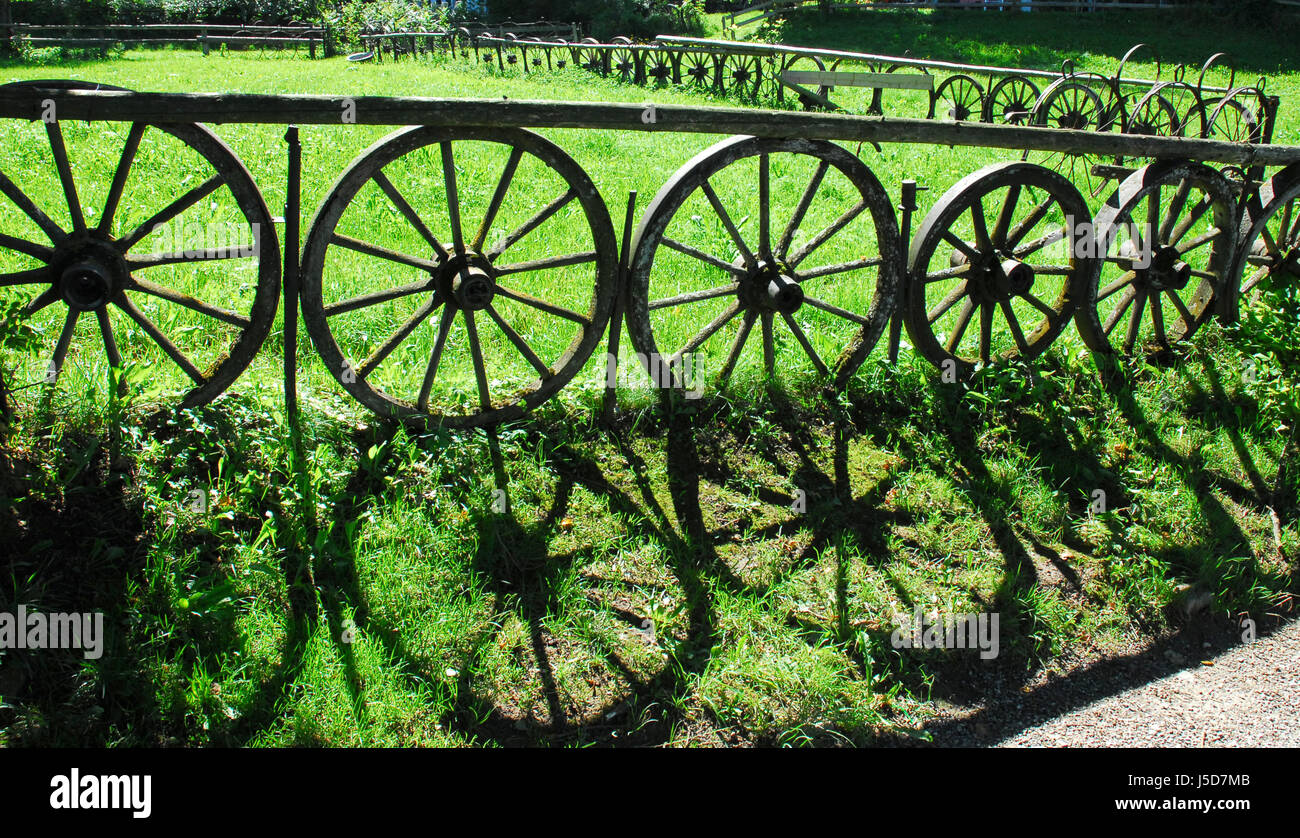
[10,0,322,25]
[489,0,704,39]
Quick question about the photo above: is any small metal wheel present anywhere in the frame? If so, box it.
[0,80,279,409]
[1202,91,1262,143]
[1124,90,1180,137]
[301,127,618,428]
[1077,161,1236,359]
[929,74,983,121]
[609,45,638,83]
[721,52,762,98]
[983,74,1040,125]
[626,136,903,398]
[1226,165,1300,320]
[1031,77,1107,131]
[905,162,1092,376]
[681,50,717,90]
[644,46,674,85]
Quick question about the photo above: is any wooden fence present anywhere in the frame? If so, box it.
[6,23,328,57]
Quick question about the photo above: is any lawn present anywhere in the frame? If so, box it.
[0,7,1297,747]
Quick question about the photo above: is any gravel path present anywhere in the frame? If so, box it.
[997,619,1300,747]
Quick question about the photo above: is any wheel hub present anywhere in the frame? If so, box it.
[950,248,1034,302]
[737,259,803,314]
[437,253,497,311]
[50,234,128,312]
[1139,244,1191,291]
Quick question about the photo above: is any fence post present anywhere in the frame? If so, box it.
[201,28,209,56]
[309,36,316,59]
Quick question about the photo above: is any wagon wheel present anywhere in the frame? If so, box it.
[0,80,279,410]
[610,45,638,84]
[929,74,983,122]
[300,126,618,428]
[644,46,674,86]
[681,50,717,91]
[905,162,1091,377]
[768,54,828,107]
[1027,77,1110,192]
[983,75,1040,125]
[626,136,903,401]
[1077,161,1235,361]
[1124,90,1180,137]
[1202,93,1262,143]
[1227,166,1300,321]
[574,40,603,73]
[721,52,762,98]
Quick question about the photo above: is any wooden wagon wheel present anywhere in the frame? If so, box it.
[905,162,1092,377]
[573,39,603,73]
[609,45,638,84]
[626,136,903,400]
[983,74,1040,125]
[1027,74,1113,193]
[1077,161,1236,361]
[1124,89,1181,137]
[0,80,279,409]
[300,127,617,429]
[1226,164,1300,322]
[644,46,674,86]
[929,74,984,122]
[721,52,763,98]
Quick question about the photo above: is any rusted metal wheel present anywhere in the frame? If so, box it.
[905,162,1091,377]
[983,74,1040,125]
[1077,161,1236,360]
[721,52,762,98]
[1202,91,1262,143]
[1032,77,1107,131]
[929,74,983,122]
[1226,164,1300,321]
[301,127,618,428]
[1124,90,1180,137]
[626,136,903,399]
[682,50,718,91]
[0,80,279,409]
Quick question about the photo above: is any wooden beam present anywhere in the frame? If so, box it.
[783,70,934,91]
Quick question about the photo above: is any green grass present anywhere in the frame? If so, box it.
[0,13,1297,747]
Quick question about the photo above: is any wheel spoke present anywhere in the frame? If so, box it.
[0,266,50,288]
[494,283,590,326]
[924,263,972,283]
[1102,287,1137,337]
[373,170,448,261]
[128,248,257,269]
[760,311,775,373]
[970,199,992,252]
[1013,228,1064,259]
[324,279,435,317]
[440,141,466,256]
[1021,291,1059,321]
[700,179,756,270]
[125,275,252,328]
[487,188,577,260]
[98,122,145,235]
[0,167,66,243]
[0,233,54,261]
[45,121,85,233]
[493,251,596,276]
[941,231,981,264]
[648,283,737,311]
[758,153,772,259]
[787,200,867,270]
[927,281,969,324]
[1005,196,1056,250]
[672,301,740,366]
[780,311,828,376]
[1150,290,1167,346]
[992,183,1021,247]
[416,305,457,410]
[1145,185,1161,244]
[802,294,869,325]
[716,310,756,386]
[1122,288,1148,353]
[50,307,79,381]
[1158,178,1191,244]
[357,294,442,378]
[485,303,551,380]
[1165,288,1195,329]
[119,175,223,251]
[116,294,204,384]
[946,298,976,353]
[1176,227,1221,256]
[462,308,493,412]
[978,300,993,364]
[97,307,121,369]
[24,287,59,316]
[471,146,524,252]
[329,233,440,273]
[999,298,1031,355]
[1097,271,1137,301]
[778,159,830,259]
[661,237,748,277]
[794,256,883,283]
[1168,195,1212,246]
